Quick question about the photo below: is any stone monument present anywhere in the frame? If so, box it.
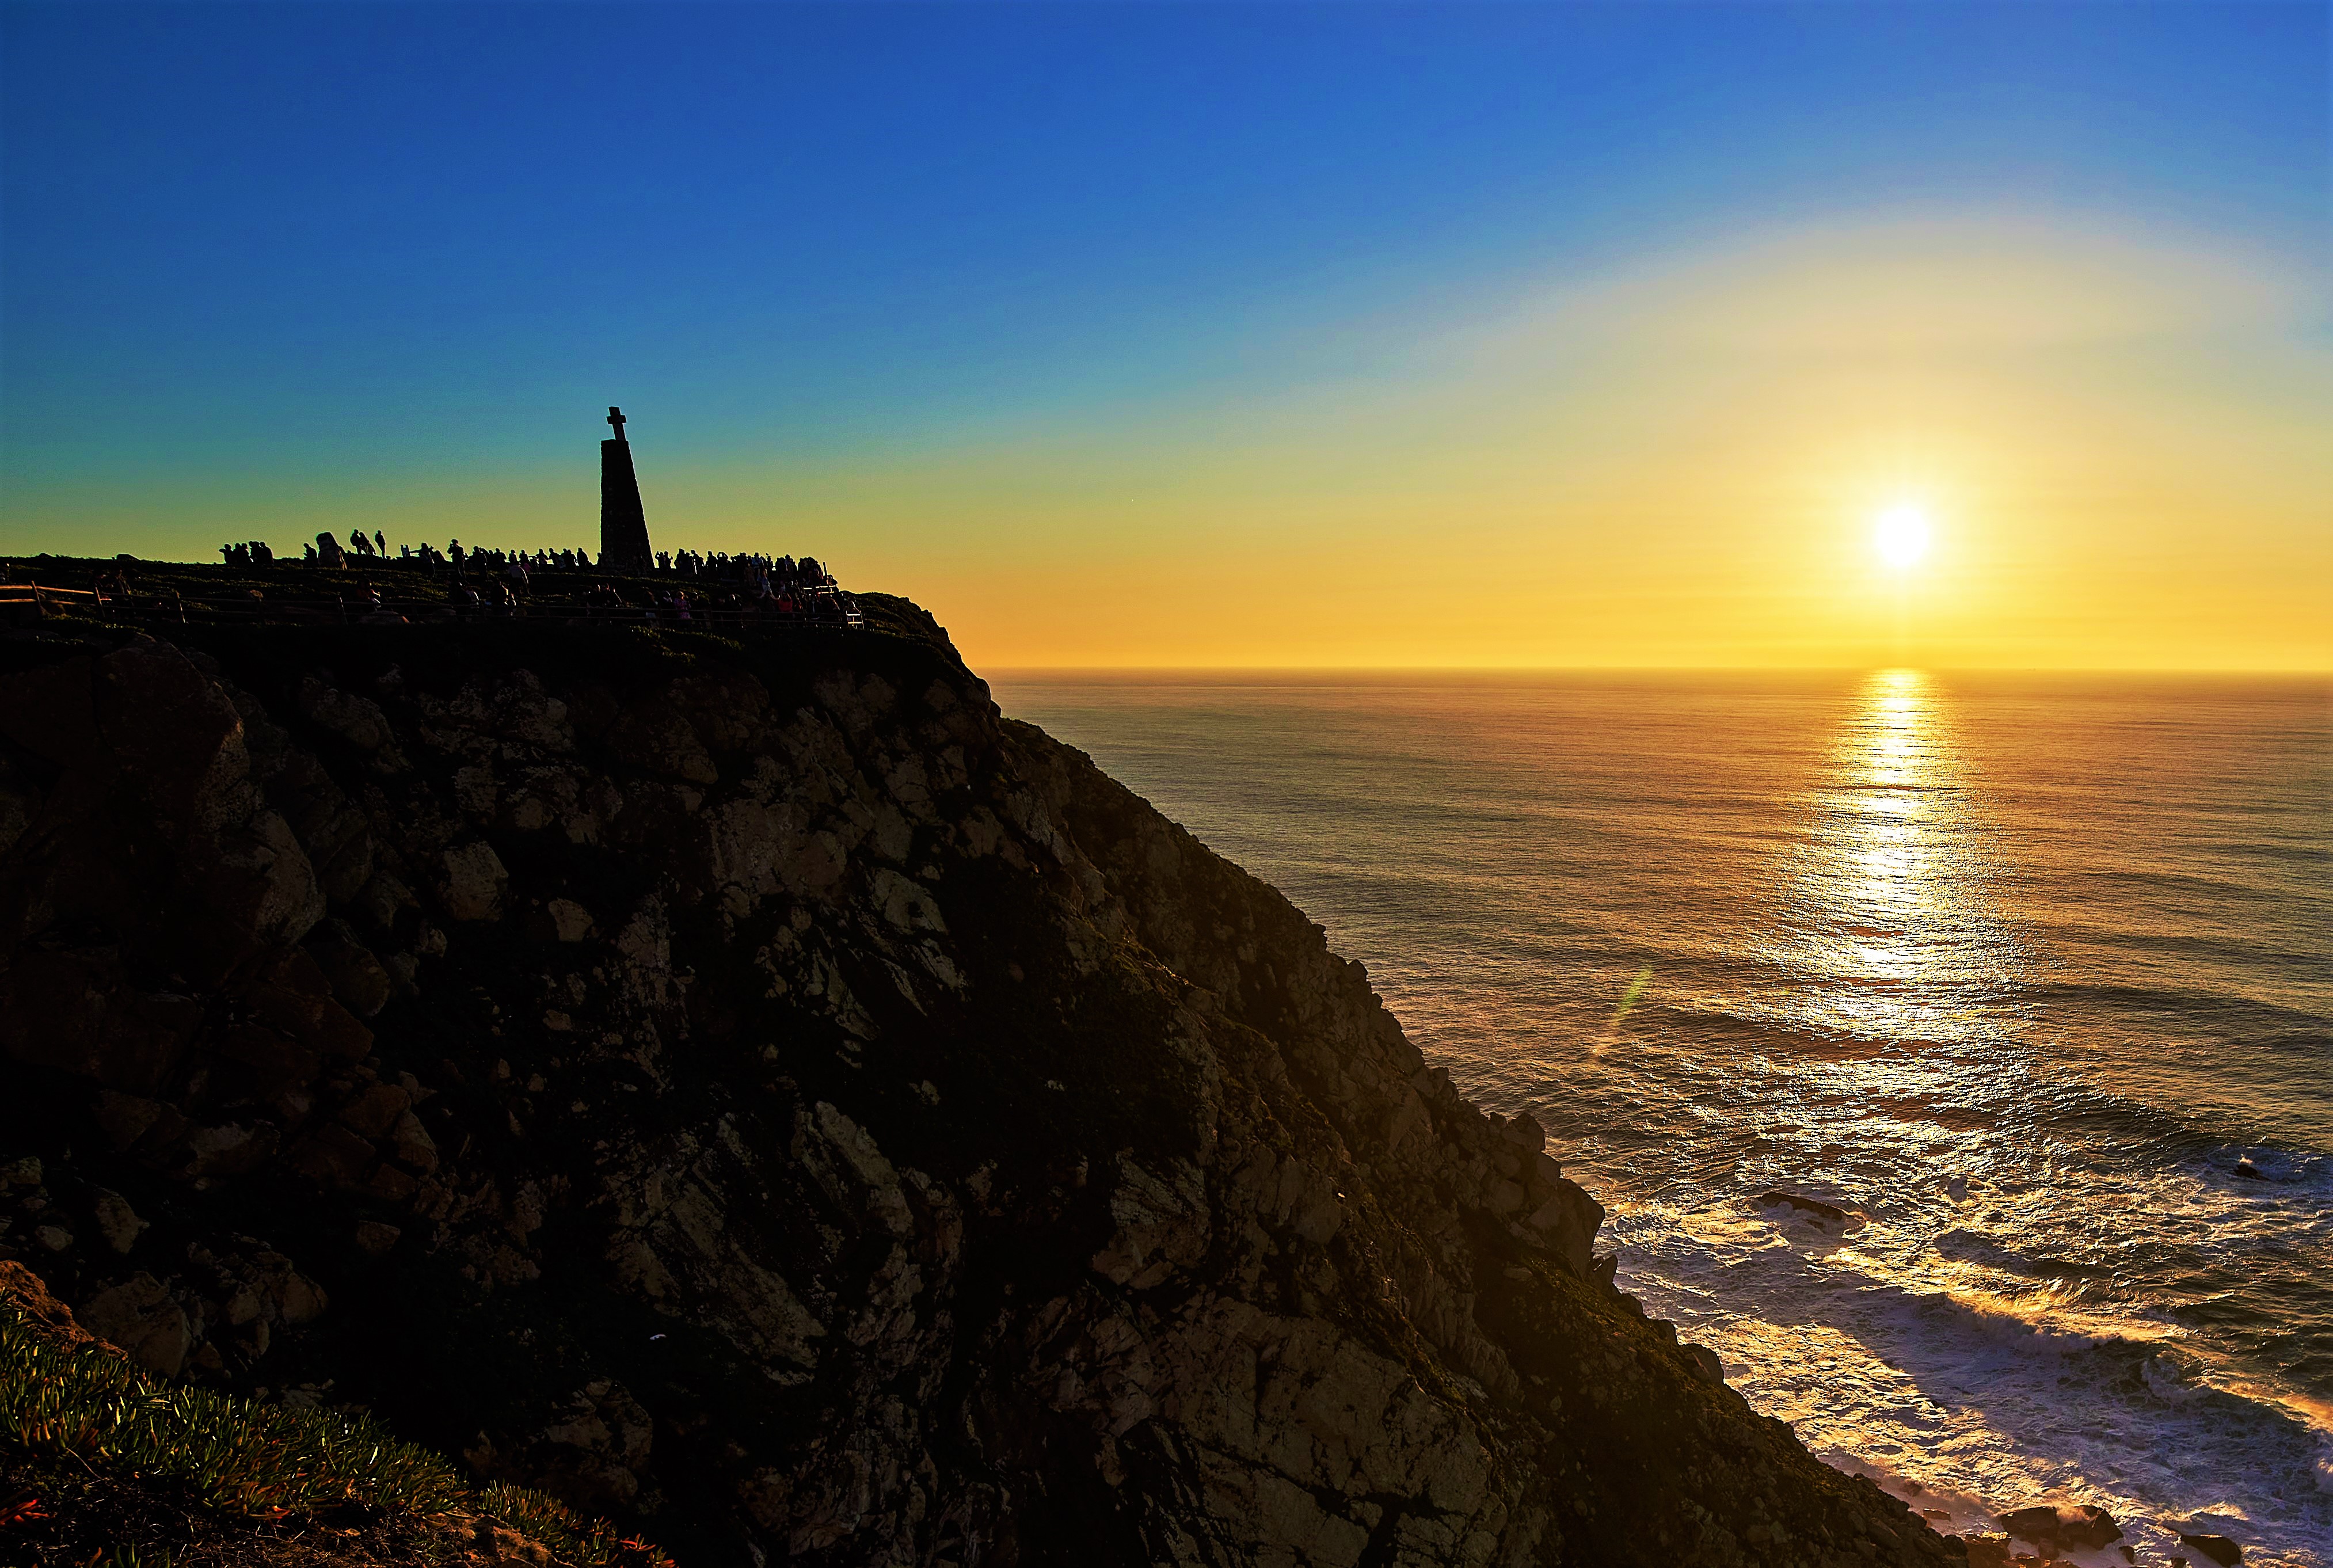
[599,406,654,572]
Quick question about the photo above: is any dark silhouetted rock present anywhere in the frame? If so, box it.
[77,1271,190,1376]
[0,612,1966,1566]
[1957,1537,2014,1568]
[2001,1503,2122,1554]
[0,1259,116,1356]
[1757,1189,1853,1231]
[2178,1532,2243,1566]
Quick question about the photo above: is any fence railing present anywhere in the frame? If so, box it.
[0,584,100,614]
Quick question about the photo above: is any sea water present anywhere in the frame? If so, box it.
[992,671,2332,1566]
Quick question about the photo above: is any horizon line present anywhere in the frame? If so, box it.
[983,664,2333,680]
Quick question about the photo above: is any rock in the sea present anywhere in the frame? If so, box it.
[1755,1189,1854,1231]
[2233,1159,2267,1182]
[2001,1503,2122,1554]
[1957,1536,2014,1568]
[2178,1531,2243,1566]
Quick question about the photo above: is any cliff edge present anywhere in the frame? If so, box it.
[0,606,1962,1566]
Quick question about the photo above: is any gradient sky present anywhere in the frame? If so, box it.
[2,2,2327,669]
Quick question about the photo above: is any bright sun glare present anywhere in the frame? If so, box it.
[1874,504,1932,569]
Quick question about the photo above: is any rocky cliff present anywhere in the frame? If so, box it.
[0,608,1964,1566]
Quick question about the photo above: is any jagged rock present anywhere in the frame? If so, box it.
[2001,1504,2122,1553]
[355,1220,403,1255]
[547,897,595,942]
[439,841,508,921]
[2178,1532,2242,1566]
[299,675,396,752]
[1521,1176,1603,1276]
[309,918,393,1016]
[1958,1537,2013,1568]
[389,1109,439,1171]
[0,610,1963,1566]
[470,1378,656,1515]
[0,1258,116,1354]
[257,1254,328,1325]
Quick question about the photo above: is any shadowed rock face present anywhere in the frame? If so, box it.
[0,610,1964,1567]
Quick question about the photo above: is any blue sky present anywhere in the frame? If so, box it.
[2,3,2326,665]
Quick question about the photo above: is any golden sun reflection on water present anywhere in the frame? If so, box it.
[1776,668,2024,1048]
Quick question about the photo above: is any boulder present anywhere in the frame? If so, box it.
[91,1188,147,1254]
[547,897,596,942]
[2001,1504,2122,1554]
[439,840,509,921]
[2178,1533,2242,1566]
[307,920,392,1017]
[1755,1190,1853,1232]
[1957,1537,2013,1568]
[354,1220,402,1256]
[473,1379,656,1516]
[79,1272,191,1376]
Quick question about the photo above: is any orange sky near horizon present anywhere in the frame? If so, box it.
[7,213,2327,671]
[764,214,2333,672]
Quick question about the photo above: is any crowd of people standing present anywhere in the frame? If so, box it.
[206,531,859,628]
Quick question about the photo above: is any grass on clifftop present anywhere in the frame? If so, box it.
[0,1293,671,1567]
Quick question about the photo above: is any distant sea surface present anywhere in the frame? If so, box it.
[992,671,2333,1566]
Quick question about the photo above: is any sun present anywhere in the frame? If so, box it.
[1874,504,1931,569]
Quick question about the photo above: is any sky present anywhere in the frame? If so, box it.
[1,1,2327,670]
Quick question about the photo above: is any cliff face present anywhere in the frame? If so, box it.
[0,611,1962,1567]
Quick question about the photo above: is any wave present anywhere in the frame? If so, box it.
[1611,1192,2333,1565]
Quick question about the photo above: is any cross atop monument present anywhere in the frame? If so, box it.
[606,405,627,442]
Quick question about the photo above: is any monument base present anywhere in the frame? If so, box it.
[600,434,653,572]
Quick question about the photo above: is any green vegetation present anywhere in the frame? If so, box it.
[0,1293,670,1566]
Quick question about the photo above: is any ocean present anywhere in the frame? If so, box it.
[991,670,2333,1566]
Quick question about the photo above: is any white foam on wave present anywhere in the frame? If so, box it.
[1609,1190,2333,1567]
